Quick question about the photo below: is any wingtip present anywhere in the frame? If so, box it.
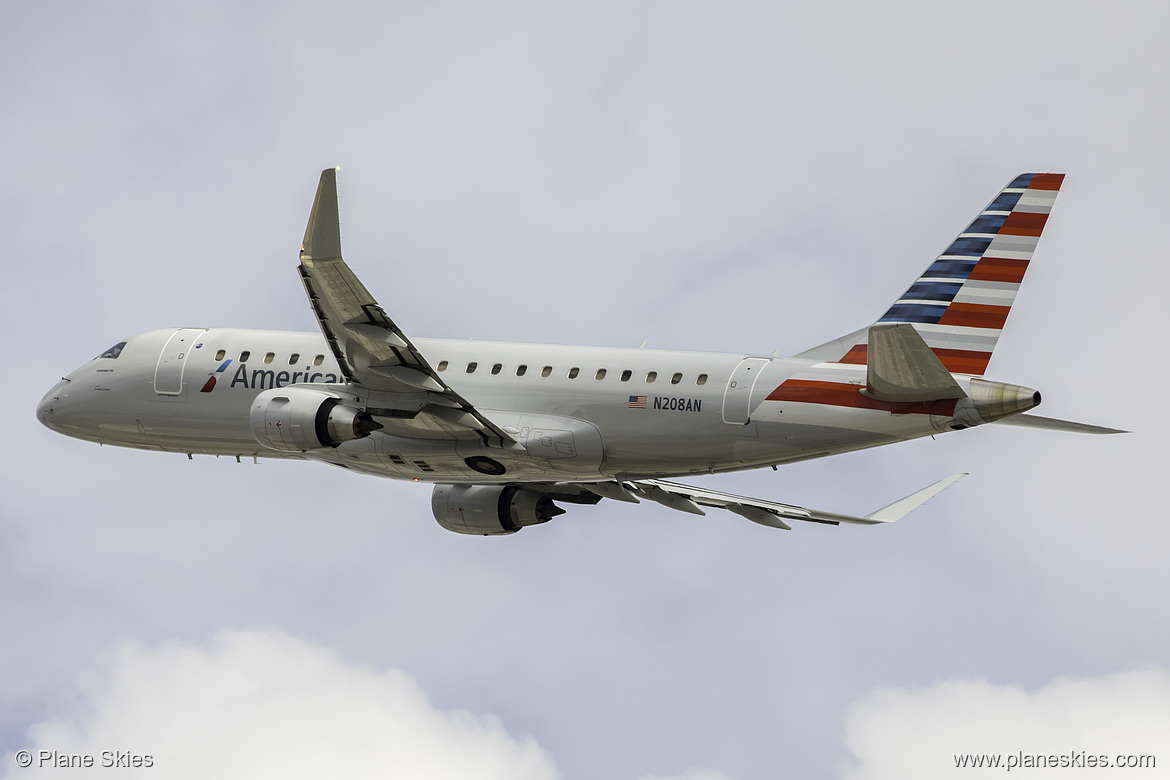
[865,472,966,523]
[302,168,343,261]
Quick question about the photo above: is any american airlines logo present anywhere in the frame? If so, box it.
[199,359,234,392]
[200,360,344,392]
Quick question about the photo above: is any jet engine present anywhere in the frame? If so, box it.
[431,484,565,535]
[250,388,380,452]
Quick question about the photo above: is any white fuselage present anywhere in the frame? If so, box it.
[38,326,954,484]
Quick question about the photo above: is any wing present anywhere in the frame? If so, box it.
[528,474,966,530]
[298,168,514,444]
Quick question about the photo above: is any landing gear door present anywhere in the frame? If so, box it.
[154,328,206,396]
[722,357,770,425]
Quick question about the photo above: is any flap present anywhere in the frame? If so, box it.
[532,474,965,529]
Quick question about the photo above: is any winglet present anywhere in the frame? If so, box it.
[865,473,966,523]
[301,167,343,261]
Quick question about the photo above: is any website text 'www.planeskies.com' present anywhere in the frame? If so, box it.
[954,751,1156,771]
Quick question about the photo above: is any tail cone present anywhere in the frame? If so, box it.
[949,378,1041,429]
[969,378,1041,422]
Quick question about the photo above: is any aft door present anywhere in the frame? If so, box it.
[722,357,770,425]
[154,328,206,395]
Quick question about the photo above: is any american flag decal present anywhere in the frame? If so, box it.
[628,395,647,409]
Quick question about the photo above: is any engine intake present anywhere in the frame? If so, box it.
[250,388,380,452]
[431,484,565,535]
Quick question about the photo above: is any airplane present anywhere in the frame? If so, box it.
[37,169,1123,535]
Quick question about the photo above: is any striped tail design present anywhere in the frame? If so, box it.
[837,173,1064,375]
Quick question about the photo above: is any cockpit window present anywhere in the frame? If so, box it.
[98,341,126,359]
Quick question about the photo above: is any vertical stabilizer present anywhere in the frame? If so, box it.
[799,173,1064,375]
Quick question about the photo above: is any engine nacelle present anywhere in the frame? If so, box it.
[250,388,380,452]
[431,484,565,535]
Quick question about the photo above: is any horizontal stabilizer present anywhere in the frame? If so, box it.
[864,323,967,403]
[992,413,1129,434]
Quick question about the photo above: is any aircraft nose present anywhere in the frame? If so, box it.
[37,376,91,437]
[37,377,75,433]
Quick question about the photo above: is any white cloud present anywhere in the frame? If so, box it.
[842,670,1170,779]
[1,628,734,780]
[9,631,1166,780]
[4,628,559,780]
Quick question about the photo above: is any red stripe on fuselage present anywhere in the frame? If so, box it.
[766,379,958,416]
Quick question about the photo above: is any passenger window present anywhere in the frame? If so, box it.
[214,349,226,361]
[437,361,448,372]
[313,354,324,366]
[568,367,580,379]
[595,369,607,380]
[240,351,251,362]
[517,364,528,376]
[696,373,708,386]
[491,363,502,375]
[289,353,300,365]
[466,362,478,373]
[263,353,275,364]
[646,371,657,383]
[98,341,126,360]
[541,366,552,378]
[620,370,632,382]
[671,372,682,384]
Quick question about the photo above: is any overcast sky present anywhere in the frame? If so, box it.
[3,2,1169,778]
